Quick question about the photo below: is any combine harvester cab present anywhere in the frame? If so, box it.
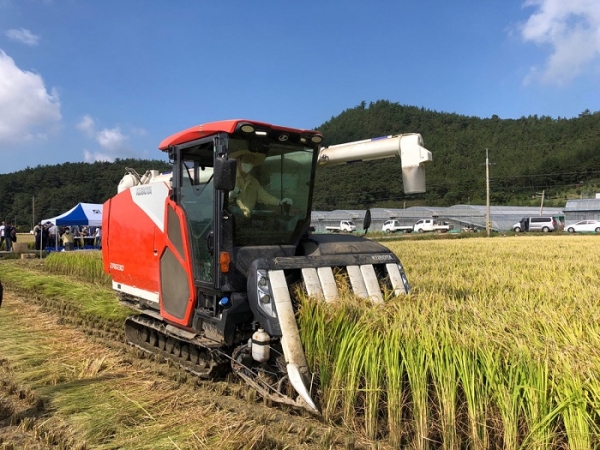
[102,119,432,414]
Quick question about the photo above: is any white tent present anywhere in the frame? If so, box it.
[42,203,103,227]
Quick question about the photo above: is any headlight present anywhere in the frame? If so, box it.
[256,269,276,317]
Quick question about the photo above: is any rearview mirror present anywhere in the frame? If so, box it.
[363,209,371,235]
[214,158,237,191]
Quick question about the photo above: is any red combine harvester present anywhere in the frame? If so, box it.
[102,119,432,413]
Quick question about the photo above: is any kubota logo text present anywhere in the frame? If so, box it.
[136,186,152,196]
[110,262,124,271]
[371,254,393,261]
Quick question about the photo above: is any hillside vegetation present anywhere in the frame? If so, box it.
[0,159,170,231]
[3,101,600,228]
[314,100,600,210]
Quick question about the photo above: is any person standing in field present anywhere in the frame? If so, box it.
[0,221,5,250]
[41,222,51,249]
[4,222,13,252]
[48,223,58,249]
[94,226,102,248]
[61,228,74,251]
[33,222,42,250]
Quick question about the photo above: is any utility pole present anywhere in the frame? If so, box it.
[486,148,491,237]
[537,190,545,215]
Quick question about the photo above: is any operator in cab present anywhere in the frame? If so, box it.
[229,149,293,217]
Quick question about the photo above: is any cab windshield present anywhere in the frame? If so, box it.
[227,139,315,246]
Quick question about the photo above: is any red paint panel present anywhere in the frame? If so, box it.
[103,189,163,296]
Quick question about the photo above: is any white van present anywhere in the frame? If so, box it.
[513,217,560,232]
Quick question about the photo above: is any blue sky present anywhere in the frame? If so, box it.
[0,0,599,174]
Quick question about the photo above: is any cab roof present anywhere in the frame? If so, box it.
[158,119,322,151]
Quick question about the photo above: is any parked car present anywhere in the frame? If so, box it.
[413,219,452,233]
[565,220,600,233]
[513,216,560,232]
[325,220,356,233]
[382,220,413,233]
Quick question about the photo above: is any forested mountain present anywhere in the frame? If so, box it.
[313,100,600,210]
[3,100,600,230]
[1,159,170,231]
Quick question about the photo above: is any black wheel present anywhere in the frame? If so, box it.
[595,227,600,233]
[568,227,575,233]
[417,228,424,233]
[180,344,190,361]
[385,229,391,233]
[141,327,151,343]
[172,340,181,357]
[158,334,167,350]
[189,346,200,364]
[165,337,175,354]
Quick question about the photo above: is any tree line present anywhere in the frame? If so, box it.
[0,159,170,232]
[313,100,600,210]
[3,101,599,230]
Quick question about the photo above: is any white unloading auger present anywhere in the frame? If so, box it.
[317,133,433,193]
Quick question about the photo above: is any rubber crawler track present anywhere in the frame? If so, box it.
[124,315,229,378]
[125,315,318,413]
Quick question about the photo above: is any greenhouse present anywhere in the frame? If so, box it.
[564,198,600,224]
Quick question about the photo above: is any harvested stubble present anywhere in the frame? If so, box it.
[0,290,366,449]
[298,235,600,448]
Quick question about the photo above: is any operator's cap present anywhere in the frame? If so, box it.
[229,150,266,166]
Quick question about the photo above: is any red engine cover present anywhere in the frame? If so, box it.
[102,181,196,327]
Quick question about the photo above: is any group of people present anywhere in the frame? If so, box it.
[32,222,102,251]
[0,221,18,252]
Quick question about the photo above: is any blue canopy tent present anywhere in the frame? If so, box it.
[41,203,103,251]
[42,203,103,227]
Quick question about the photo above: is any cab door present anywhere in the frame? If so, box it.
[160,140,217,325]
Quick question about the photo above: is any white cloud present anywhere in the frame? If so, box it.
[5,28,41,46]
[0,50,61,147]
[78,122,131,162]
[76,114,95,136]
[83,149,114,163]
[520,0,600,84]
[96,127,127,151]
[131,127,147,137]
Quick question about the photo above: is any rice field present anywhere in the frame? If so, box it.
[34,235,600,448]
[299,234,600,448]
[45,250,111,285]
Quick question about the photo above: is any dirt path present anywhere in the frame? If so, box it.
[0,291,374,449]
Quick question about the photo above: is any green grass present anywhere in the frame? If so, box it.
[0,260,128,328]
